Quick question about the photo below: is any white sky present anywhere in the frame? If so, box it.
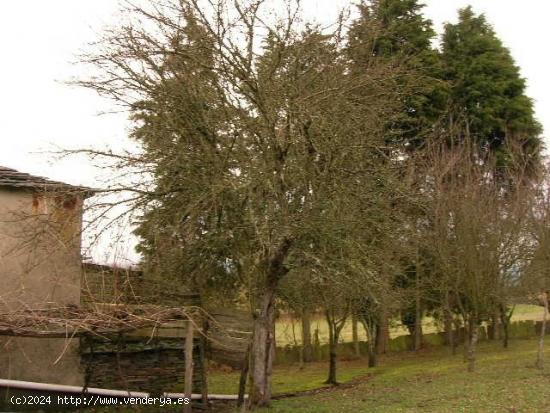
[0,0,548,263]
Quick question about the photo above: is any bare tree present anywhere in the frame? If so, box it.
[75,0,408,407]
[424,144,534,372]
[523,176,550,369]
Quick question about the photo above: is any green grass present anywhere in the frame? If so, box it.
[207,358,373,396]
[89,338,548,412]
[512,304,545,321]
[257,338,550,413]
[275,304,544,346]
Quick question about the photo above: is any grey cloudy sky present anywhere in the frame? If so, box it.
[0,1,547,263]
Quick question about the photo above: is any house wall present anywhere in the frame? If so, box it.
[0,188,85,385]
[0,188,83,310]
[0,337,83,386]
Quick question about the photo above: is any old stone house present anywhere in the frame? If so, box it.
[0,166,91,311]
[0,167,207,397]
[0,166,92,386]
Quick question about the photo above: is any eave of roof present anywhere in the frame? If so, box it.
[0,166,95,198]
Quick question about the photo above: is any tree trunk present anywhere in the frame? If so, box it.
[290,317,302,368]
[487,319,494,341]
[301,308,313,363]
[326,335,338,385]
[375,311,389,355]
[443,292,457,355]
[502,320,509,348]
[536,294,548,370]
[367,344,377,367]
[488,312,500,341]
[247,288,277,409]
[311,327,320,363]
[413,305,423,351]
[453,317,463,354]
[352,314,360,357]
[199,318,209,406]
[362,321,377,367]
[499,305,511,349]
[444,308,454,348]
[467,318,478,372]
[413,257,422,351]
[325,312,338,385]
[247,239,291,410]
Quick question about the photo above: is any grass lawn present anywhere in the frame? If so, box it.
[256,338,550,413]
[88,338,548,412]
[207,358,372,396]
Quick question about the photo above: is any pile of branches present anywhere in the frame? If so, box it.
[0,304,199,338]
[0,303,255,359]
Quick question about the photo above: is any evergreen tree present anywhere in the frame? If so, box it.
[347,0,447,352]
[441,6,543,172]
[348,0,446,149]
[370,0,436,57]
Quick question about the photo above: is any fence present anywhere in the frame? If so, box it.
[274,320,549,365]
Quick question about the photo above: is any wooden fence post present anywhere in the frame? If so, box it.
[184,319,194,413]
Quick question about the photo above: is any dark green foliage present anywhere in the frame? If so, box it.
[368,0,436,57]
[124,4,407,312]
[348,0,447,149]
[129,14,243,303]
[441,6,543,171]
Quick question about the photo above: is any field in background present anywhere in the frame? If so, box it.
[275,304,545,346]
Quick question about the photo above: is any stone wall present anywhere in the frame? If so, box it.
[80,334,204,395]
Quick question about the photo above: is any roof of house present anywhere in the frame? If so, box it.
[0,166,94,196]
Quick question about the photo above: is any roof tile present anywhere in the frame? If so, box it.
[0,166,94,196]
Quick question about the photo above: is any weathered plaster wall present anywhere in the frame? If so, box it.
[0,337,83,386]
[0,188,85,385]
[0,188,83,310]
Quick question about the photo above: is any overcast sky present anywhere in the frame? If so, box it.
[0,1,548,263]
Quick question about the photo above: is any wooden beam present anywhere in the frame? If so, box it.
[184,319,194,413]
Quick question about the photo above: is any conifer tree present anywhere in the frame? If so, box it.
[347,0,446,351]
[348,0,446,150]
[441,6,543,172]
